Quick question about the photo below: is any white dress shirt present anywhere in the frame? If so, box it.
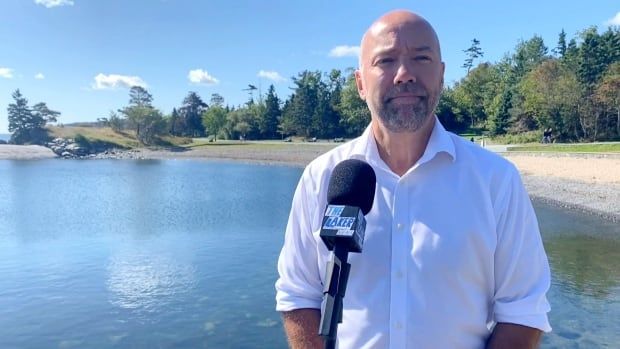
[276,118,551,348]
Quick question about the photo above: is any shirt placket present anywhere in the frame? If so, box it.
[389,178,408,348]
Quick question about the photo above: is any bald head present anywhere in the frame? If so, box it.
[359,10,441,69]
[354,10,445,135]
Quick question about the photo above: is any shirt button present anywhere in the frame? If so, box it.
[396,223,403,230]
[395,271,403,279]
[395,322,403,330]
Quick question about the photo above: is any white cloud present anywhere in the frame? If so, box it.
[188,69,219,85]
[0,68,14,79]
[34,0,74,8]
[257,70,286,82]
[35,73,45,80]
[92,73,147,90]
[604,12,620,26]
[328,45,360,58]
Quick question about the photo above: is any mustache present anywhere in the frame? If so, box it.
[384,82,427,101]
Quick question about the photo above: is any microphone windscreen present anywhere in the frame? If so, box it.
[326,159,376,215]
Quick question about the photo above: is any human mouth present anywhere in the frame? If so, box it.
[387,95,425,104]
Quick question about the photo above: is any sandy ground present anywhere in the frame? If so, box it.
[504,154,620,184]
[1,143,618,220]
[0,145,56,159]
[503,154,620,221]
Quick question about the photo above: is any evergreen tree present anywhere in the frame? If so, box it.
[462,38,484,73]
[7,89,58,144]
[210,93,225,107]
[512,36,548,80]
[120,86,165,144]
[554,29,567,57]
[281,71,321,138]
[128,86,153,107]
[488,88,512,135]
[168,108,180,136]
[260,85,281,139]
[577,27,607,87]
[32,102,60,124]
[178,92,208,137]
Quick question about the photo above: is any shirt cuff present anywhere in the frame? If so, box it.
[494,312,552,333]
[276,292,322,312]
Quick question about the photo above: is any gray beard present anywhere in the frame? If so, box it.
[376,82,441,133]
[378,99,431,133]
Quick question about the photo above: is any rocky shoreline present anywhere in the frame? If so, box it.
[1,142,618,222]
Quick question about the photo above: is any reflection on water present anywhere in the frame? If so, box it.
[546,235,620,299]
[0,160,618,348]
[535,202,620,348]
[106,249,197,316]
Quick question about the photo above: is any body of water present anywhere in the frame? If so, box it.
[0,159,618,348]
[0,133,10,142]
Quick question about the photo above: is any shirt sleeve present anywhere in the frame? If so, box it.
[275,167,324,312]
[492,166,552,332]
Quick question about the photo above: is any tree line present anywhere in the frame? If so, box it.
[6,24,619,145]
[440,27,620,142]
[101,69,370,145]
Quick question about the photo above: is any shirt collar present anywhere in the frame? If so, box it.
[349,116,456,172]
[418,116,456,165]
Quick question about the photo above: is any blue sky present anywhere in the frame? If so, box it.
[1,0,619,133]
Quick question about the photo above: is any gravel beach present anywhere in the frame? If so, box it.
[2,143,618,221]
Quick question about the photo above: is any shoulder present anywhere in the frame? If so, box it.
[449,133,518,177]
[447,133,524,207]
[303,136,365,186]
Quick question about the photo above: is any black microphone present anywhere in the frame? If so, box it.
[318,159,376,349]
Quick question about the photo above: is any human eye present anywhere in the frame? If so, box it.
[414,55,432,62]
[375,56,395,65]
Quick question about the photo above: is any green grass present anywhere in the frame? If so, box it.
[508,143,620,153]
[48,126,191,149]
[184,139,251,148]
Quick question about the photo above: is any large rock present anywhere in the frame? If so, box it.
[45,137,127,159]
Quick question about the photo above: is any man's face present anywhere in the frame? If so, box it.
[356,21,445,133]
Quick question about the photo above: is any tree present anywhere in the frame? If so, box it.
[487,88,512,136]
[259,85,281,139]
[512,36,549,80]
[594,62,620,137]
[119,86,165,144]
[436,87,467,132]
[168,108,180,136]
[129,86,153,107]
[202,105,227,141]
[32,102,60,124]
[210,93,225,107]
[577,27,608,87]
[462,38,484,73]
[337,70,370,136]
[451,62,500,128]
[517,59,581,139]
[7,89,58,144]
[322,69,345,138]
[108,110,123,132]
[280,70,322,138]
[553,29,567,57]
[178,92,208,137]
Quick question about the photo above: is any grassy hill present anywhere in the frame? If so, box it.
[47,126,192,149]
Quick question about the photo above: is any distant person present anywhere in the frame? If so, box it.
[542,128,552,144]
[276,10,551,349]
[547,128,553,143]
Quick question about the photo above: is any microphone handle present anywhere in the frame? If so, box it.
[320,244,351,349]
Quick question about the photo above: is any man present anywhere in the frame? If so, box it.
[276,10,551,349]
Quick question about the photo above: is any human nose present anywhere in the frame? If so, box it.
[394,59,416,84]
